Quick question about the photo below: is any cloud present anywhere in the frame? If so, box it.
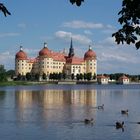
[62,20,104,29]
[0,33,20,38]
[99,52,128,62]
[97,50,140,74]
[84,30,93,35]
[99,37,116,46]
[55,31,92,45]
[24,48,40,57]
[18,23,27,29]
[0,51,14,70]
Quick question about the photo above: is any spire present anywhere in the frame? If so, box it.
[89,45,92,50]
[70,37,73,48]
[20,46,23,51]
[68,38,74,57]
[44,42,47,48]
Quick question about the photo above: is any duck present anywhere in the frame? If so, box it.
[84,118,94,124]
[121,109,128,115]
[116,121,124,129]
[98,104,104,109]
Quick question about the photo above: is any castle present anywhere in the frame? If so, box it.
[15,39,97,78]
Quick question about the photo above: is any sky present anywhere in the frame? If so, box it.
[0,0,140,74]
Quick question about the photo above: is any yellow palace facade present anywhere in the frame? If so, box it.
[15,39,97,78]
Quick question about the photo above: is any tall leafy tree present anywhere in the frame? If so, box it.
[71,73,75,80]
[42,73,47,80]
[112,0,140,49]
[0,65,7,82]
[0,3,11,17]
[69,0,140,49]
[69,0,84,6]
[26,72,32,81]
[86,73,92,81]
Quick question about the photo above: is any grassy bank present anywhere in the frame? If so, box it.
[0,81,59,86]
[0,80,97,86]
[0,81,33,86]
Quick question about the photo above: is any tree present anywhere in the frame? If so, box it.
[6,69,15,77]
[69,0,84,6]
[79,73,83,80]
[70,0,140,49]
[71,73,75,80]
[62,72,66,80]
[84,73,87,80]
[0,65,7,82]
[58,72,63,80]
[0,73,7,82]
[42,73,47,80]
[26,72,32,81]
[17,73,22,80]
[112,0,140,49]
[0,65,6,73]
[93,73,96,80]
[86,73,92,81]
[0,3,11,17]
[76,74,80,80]
[35,73,40,81]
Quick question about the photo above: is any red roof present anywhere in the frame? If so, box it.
[97,75,109,79]
[51,51,66,62]
[66,56,84,64]
[16,50,27,60]
[39,47,51,57]
[84,48,96,60]
[39,47,66,62]
[119,75,129,80]
[27,58,39,63]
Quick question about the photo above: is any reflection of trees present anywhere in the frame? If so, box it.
[0,91,6,101]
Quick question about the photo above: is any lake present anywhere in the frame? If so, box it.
[0,84,140,140]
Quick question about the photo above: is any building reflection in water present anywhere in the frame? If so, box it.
[15,89,97,125]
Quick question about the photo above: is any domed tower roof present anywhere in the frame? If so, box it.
[39,42,50,57]
[15,46,27,60]
[84,45,96,60]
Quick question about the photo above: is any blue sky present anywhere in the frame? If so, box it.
[0,0,140,74]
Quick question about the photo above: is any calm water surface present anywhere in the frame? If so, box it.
[0,84,140,140]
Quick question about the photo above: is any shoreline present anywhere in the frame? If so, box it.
[0,80,140,86]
